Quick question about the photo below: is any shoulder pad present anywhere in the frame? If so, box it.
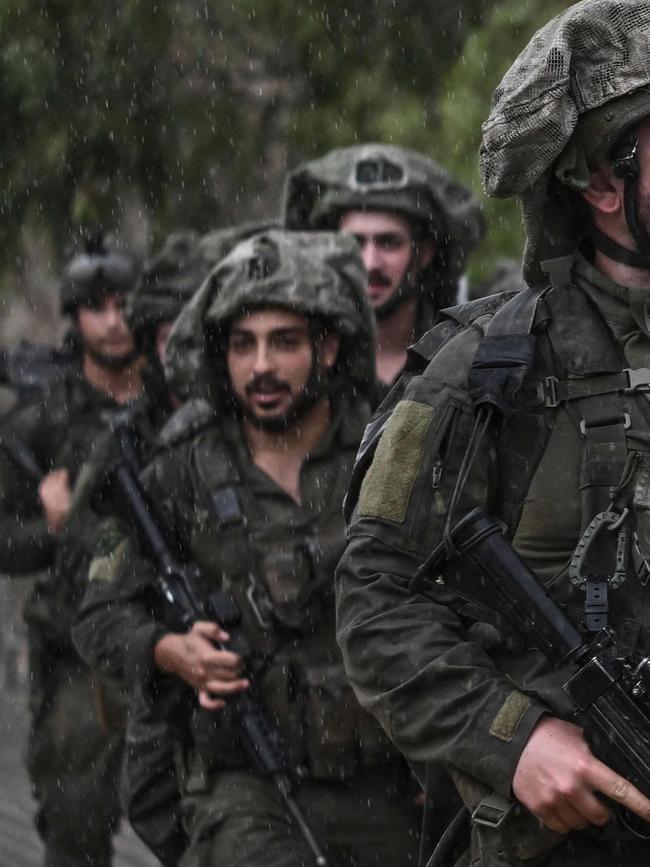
[408,290,519,367]
[438,290,520,328]
[344,290,521,521]
[157,398,215,447]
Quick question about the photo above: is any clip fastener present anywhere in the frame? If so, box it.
[471,792,514,829]
[625,368,650,392]
[544,376,559,408]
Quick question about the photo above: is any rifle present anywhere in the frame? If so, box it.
[0,337,79,400]
[0,337,81,484]
[412,508,650,838]
[108,425,329,867]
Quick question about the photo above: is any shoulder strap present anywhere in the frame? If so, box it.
[189,426,253,531]
[468,285,550,417]
[158,398,215,448]
[344,290,531,522]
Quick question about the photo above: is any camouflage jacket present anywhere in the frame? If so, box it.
[0,363,169,647]
[336,254,650,860]
[73,396,400,782]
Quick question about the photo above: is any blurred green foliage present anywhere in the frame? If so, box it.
[1,0,572,289]
[434,0,570,281]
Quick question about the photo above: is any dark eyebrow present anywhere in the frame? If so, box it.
[353,232,406,244]
[270,327,307,338]
[229,326,306,338]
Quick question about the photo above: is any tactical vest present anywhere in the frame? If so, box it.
[347,259,650,646]
[161,403,399,782]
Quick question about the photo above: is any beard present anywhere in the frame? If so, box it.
[236,366,327,433]
[85,343,140,372]
[369,258,423,321]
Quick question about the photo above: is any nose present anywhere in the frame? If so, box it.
[361,240,382,272]
[105,301,127,331]
[251,340,274,374]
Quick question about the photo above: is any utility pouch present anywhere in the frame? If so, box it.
[300,661,359,781]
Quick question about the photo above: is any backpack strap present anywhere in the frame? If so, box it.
[343,292,521,522]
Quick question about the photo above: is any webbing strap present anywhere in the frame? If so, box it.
[533,368,650,408]
[484,284,548,337]
[567,392,631,631]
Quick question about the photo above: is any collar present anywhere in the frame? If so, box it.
[572,252,637,340]
[221,395,369,458]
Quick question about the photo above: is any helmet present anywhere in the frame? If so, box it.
[283,143,484,280]
[199,220,279,272]
[480,0,650,284]
[165,229,376,405]
[126,230,208,347]
[59,235,138,316]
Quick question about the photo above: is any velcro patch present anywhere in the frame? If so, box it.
[89,538,128,582]
[358,400,433,523]
[489,691,531,742]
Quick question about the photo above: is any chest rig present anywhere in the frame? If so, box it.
[183,422,397,780]
[186,426,350,658]
[468,256,650,635]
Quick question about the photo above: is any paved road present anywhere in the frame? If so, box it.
[0,579,160,866]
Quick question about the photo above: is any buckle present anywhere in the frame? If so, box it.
[245,573,273,630]
[471,792,514,829]
[544,376,559,408]
[579,413,630,435]
[625,367,650,391]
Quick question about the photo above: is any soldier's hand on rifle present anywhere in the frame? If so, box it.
[38,467,72,535]
[154,620,250,710]
[512,716,650,834]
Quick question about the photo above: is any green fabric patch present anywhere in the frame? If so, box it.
[94,518,124,557]
[358,400,433,523]
[89,539,128,582]
[489,691,531,742]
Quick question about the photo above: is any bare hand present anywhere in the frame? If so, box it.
[38,468,72,535]
[513,716,650,834]
[154,621,249,710]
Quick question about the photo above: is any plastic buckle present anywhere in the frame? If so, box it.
[471,792,514,829]
[585,580,608,632]
[579,413,630,435]
[544,376,559,408]
[625,367,650,391]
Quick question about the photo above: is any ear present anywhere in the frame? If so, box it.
[319,332,341,371]
[416,238,436,270]
[582,165,624,217]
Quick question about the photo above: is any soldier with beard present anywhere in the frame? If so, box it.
[0,236,159,867]
[73,230,421,867]
[283,145,485,400]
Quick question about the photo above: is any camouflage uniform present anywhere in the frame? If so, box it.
[74,230,421,867]
[336,3,650,866]
[0,241,163,867]
[13,243,144,866]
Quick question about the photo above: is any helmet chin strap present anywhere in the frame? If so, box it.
[590,139,650,337]
[590,225,650,269]
[591,139,650,269]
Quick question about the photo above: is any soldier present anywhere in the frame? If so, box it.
[336,2,650,865]
[73,229,421,866]
[283,144,484,398]
[0,237,155,866]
